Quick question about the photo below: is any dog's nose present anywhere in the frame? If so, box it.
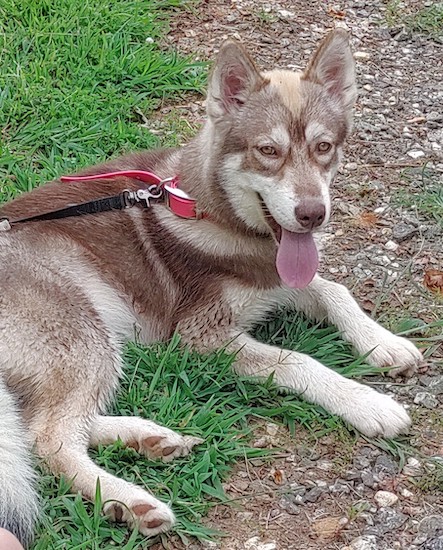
[294,201,326,230]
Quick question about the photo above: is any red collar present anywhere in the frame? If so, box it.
[61,170,202,219]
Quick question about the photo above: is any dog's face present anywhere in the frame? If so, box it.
[206,29,357,288]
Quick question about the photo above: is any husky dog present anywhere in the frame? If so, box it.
[0,30,422,544]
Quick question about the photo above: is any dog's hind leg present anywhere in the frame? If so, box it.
[2,277,177,538]
[89,416,203,462]
[31,412,175,536]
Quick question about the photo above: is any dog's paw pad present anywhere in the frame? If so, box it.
[105,498,175,537]
[131,500,174,536]
[107,503,125,523]
[138,432,203,462]
[132,503,155,515]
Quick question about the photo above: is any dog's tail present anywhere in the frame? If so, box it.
[0,378,39,547]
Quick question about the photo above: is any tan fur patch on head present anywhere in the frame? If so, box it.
[263,70,302,115]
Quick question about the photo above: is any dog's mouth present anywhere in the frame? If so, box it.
[260,198,319,289]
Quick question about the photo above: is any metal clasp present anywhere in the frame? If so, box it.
[122,186,164,208]
[0,217,11,231]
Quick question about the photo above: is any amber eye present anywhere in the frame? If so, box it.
[317,142,332,153]
[259,145,277,157]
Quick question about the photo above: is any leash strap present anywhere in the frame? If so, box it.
[1,187,161,228]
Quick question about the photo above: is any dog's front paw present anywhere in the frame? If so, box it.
[354,326,422,377]
[343,385,411,438]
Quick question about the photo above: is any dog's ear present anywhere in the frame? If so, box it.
[207,40,265,118]
[303,29,357,112]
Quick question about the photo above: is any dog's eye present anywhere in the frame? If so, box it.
[317,142,332,153]
[259,146,277,157]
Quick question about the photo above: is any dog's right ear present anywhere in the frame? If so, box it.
[207,40,265,119]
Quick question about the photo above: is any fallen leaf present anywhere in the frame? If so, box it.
[270,468,285,485]
[327,7,346,18]
[351,211,379,228]
[424,269,443,295]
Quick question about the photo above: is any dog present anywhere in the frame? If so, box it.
[0,29,422,545]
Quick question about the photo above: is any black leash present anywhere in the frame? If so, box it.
[0,186,163,230]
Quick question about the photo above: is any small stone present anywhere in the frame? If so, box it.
[347,535,379,550]
[344,469,362,481]
[265,422,279,436]
[279,495,301,515]
[401,488,414,498]
[384,240,399,251]
[361,471,377,488]
[418,515,443,536]
[245,537,276,550]
[414,391,439,409]
[305,486,326,503]
[317,460,334,471]
[403,457,423,477]
[374,491,399,507]
[316,480,328,488]
[392,223,418,242]
[407,150,425,159]
[354,51,371,60]
[429,375,443,395]
[253,436,271,448]
[374,507,408,533]
[374,255,391,267]
[345,161,359,171]
[277,9,294,18]
[425,537,443,550]
[330,480,351,494]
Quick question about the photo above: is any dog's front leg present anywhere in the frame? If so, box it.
[286,275,422,376]
[228,332,410,438]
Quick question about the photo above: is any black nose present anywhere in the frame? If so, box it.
[294,201,326,230]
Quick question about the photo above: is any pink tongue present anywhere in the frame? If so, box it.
[276,229,319,288]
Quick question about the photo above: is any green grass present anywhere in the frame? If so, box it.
[385,1,443,38]
[0,0,204,202]
[396,165,443,227]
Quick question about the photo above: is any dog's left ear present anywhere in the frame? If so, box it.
[207,39,265,119]
[303,29,357,112]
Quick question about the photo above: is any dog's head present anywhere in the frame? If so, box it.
[206,29,357,288]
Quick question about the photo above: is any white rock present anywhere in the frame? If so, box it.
[407,150,425,159]
[266,422,279,436]
[384,240,399,251]
[354,51,370,60]
[347,535,379,550]
[414,391,439,409]
[401,488,414,498]
[403,457,423,477]
[278,9,294,18]
[374,490,399,507]
[245,537,277,550]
